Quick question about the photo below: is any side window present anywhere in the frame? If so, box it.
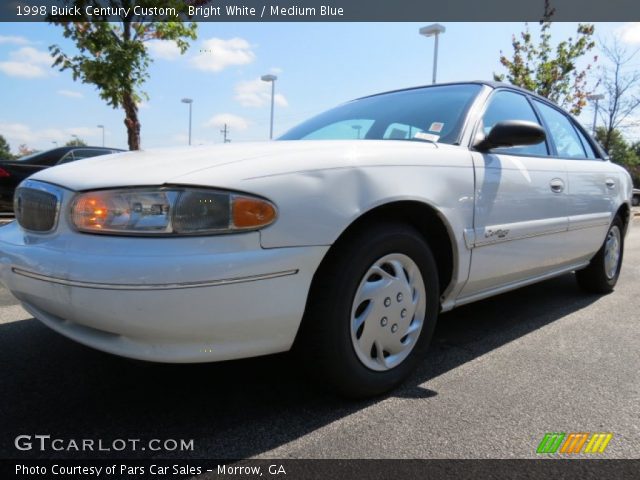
[533,101,587,159]
[72,149,107,160]
[57,149,111,165]
[57,151,75,165]
[573,125,598,159]
[480,91,548,156]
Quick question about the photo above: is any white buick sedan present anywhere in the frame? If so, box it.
[0,82,633,397]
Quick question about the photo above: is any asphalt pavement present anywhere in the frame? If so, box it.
[0,218,638,461]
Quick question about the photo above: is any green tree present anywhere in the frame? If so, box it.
[595,127,640,186]
[0,135,13,161]
[65,137,88,147]
[48,1,203,150]
[494,0,596,115]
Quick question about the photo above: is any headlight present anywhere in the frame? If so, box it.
[70,187,277,235]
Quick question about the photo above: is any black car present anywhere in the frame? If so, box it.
[0,146,123,212]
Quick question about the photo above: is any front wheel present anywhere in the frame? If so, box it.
[575,216,624,294]
[298,223,439,398]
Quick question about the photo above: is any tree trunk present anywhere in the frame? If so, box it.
[122,91,141,151]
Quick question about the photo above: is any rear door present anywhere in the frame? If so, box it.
[532,100,616,263]
[459,90,572,299]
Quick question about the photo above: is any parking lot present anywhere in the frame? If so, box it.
[0,216,638,461]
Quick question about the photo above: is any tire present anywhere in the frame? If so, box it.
[575,216,624,294]
[297,223,439,398]
[632,196,639,207]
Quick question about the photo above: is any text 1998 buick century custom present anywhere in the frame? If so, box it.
[0,82,633,397]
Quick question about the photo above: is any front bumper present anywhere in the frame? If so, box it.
[0,221,328,362]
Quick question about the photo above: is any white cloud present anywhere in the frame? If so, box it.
[270,67,283,74]
[234,78,288,108]
[147,40,182,60]
[204,113,250,131]
[66,127,100,138]
[274,94,288,107]
[0,62,45,78]
[0,122,99,150]
[617,23,640,45]
[191,37,255,72]
[0,122,33,145]
[0,46,53,78]
[0,35,31,45]
[57,89,83,99]
[13,47,52,65]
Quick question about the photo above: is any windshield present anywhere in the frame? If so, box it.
[279,84,482,144]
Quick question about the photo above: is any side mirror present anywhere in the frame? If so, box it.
[474,120,546,152]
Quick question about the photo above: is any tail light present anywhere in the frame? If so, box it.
[0,168,10,178]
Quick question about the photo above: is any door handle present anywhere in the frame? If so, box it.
[550,178,565,193]
[605,179,616,189]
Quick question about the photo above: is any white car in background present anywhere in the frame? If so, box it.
[0,82,633,397]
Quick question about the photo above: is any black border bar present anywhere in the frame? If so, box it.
[4,459,640,480]
[1,0,640,22]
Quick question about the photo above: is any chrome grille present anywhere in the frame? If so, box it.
[15,185,60,232]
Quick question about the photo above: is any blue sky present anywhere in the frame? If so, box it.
[1,21,639,152]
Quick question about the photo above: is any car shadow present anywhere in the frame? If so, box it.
[0,273,601,460]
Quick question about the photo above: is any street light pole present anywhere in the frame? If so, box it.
[419,24,446,84]
[261,74,278,139]
[97,125,105,147]
[587,93,604,136]
[181,98,193,145]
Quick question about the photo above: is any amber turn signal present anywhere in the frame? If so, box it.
[232,196,277,229]
[72,196,110,230]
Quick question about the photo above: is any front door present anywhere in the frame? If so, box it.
[459,90,572,301]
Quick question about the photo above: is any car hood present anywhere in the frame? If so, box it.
[30,140,439,191]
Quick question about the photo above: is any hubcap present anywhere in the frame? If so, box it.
[604,226,621,280]
[350,253,427,371]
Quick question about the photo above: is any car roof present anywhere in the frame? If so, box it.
[358,80,557,107]
[63,146,124,151]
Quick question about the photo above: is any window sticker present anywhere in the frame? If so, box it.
[415,132,440,142]
[429,122,444,133]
